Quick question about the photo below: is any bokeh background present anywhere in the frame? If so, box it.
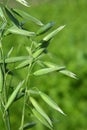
[0,0,87,130]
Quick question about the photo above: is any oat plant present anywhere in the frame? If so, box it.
[0,0,77,130]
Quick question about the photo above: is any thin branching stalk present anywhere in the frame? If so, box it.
[4,59,11,130]
[19,91,26,130]
[0,1,76,130]
[19,63,32,130]
[0,40,11,130]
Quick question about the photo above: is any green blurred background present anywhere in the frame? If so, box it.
[0,0,87,130]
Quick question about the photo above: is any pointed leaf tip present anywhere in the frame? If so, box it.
[36,22,55,36]
[5,25,35,36]
[5,80,24,110]
[60,70,77,79]
[12,9,43,26]
[43,25,65,41]
[30,97,53,127]
[23,122,36,129]
[39,91,66,115]
[33,66,65,76]
[32,109,52,129]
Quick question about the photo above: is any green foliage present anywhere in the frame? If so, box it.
[0,65,3,93]
[16,0,30,7]
[12,8,44,26]
[23,122,36,130]
[0,0,78,130]
[5,81,24,111]
[39,91,65,115]
[30,96,53,128]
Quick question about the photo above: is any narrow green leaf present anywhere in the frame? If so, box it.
[42,61,57,68]
[16,0,30,7]
[0,7,7,36]
[0,66,3,93]
[39,25,65,49]
[0,56,30,64]
[60,70,77,79]
[5,81,24,110]
[33,66,65,76]
[15,88,25,101]
[5,7,19,27]
[34,42,42,49]
[43,25,65,41]
[29,90,39,95]
[12,9,44,26]
[30,97,53,127]
[43,61,62,68]
[0,7,6,21]
[5,25,35,36]
[32,48,44,58]
[23,122,36,130]
[15,59,32,70]
[32,109,52,129]
[7,47,14,57]
[26,46,32,55]
[42,61,77,79]
[15,92,25,101]
[36,22,55,36]
[39,91,65,115]
[0,22,7,36]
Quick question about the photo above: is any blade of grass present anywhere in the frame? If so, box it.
[12,9,44,26]
[5,25,35,36]
[60,70,77,79]
[7,47,14,58]
[0,56,31,64]
[33,66,65,76]
[0,66,3,93]
[42,61,77,79]
[23,122,36,130]
[0,22,7,37]
[32,109,52,129]
[5,81,24,111]
[32,48,44,58]
[30,97,53,127]
[15,59,33,70]
[39,91,65,115]
[0,7,6,21]
[4,7,20,27]
[43,25,65,41]
[36,22,55,36]
[39,25,65,49]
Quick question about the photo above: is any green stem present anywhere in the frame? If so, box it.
[4,110,11,130]
[19,89,27,130]
[19,64,32,130]
[4,77,11,130]
[0,42,11,130]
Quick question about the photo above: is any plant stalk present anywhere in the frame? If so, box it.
[0,44,11,130]
[3,71,11,130]
[19,63,32,130]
